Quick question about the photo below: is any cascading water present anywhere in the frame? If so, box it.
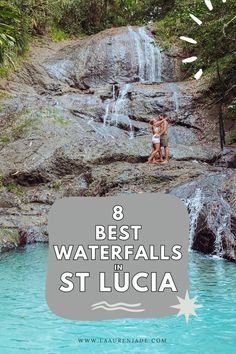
[186,188,202,250]
[209,195,232,257]
[103,102,111,127]
[103,84,134,139]
[102,26,162,138]
[128,26,162,82]
[112,84,134,138]
[169,83,181,112]
[184,182,233,257]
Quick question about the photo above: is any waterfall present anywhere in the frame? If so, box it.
[186,188,202,249]
[103,84,134,139]
[128,26,145,81]
[113,84,130,123]
[103,102,111,127]
[101,26,162,138]
[138,27,162,82]
[210,195,231,257]
[128,26,162,83]
[103,85,116,128]
[214,220,225,257]
[169,83,181,112]
[185,186,232,257]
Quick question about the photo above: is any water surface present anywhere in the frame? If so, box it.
[0,245,235,354]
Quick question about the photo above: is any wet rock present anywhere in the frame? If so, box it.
[23,225,48,244]
[129,82,193,119]
[193,212,216,254]
[42,27,172,89]
[171,172,236,262]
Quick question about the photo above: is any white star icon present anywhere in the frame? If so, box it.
[171,290,203,323]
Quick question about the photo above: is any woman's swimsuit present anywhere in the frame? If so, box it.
[152,127,160,144]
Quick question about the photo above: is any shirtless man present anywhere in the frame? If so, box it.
[158,113,169,163]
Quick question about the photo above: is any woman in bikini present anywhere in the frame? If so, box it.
[147,118,165,164]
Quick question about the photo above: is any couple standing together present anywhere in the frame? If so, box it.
[148,113,169,164]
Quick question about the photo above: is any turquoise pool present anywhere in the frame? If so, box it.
[0,244,235,354]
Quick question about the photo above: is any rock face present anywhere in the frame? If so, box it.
[42,26,175,88]
[171,172,236,261]
[0,26,235,258]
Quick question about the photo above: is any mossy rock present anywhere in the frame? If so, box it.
[144,175,173,185]
[0,90,12,98]
[83,189,96,197]
[52,180,62,191]
[0,117,39,145]
[0,229,21,252]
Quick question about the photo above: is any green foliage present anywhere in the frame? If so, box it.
[15,0,53,35]
[0,135,11,144]
[1,0,175,57]
[0,1,19,67]
[0,117,38,144]
[11,118,36,139]
[144,175,172,185]
[6,182,24,196]
[40,106,72,125]
[51,27,69,41]
[0,0,173,75]
[0,174,24,196]
[83,189,96,197]
[155,0,236,144]
[52,115,71,126]
[155,0,236,75]
[0,228,20,246]
[0,0,234,96]
[56,0,174,35]
[0,89,11,97]
[52,180,61,191]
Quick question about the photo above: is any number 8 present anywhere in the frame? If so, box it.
[113,205,124,221]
